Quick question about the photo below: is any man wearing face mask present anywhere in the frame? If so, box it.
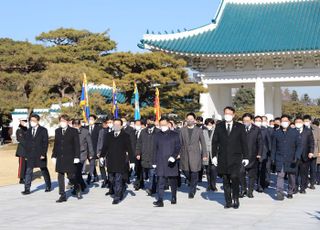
[16,119,28,184]
[136,117,160,196]
[239,113,262,198]
[121,117,136,183]
[22,114,51,195]
[212,106,249,209]
[86,114,102,184]
[202,118,218,191]
[97,116,114,188]
[100,119,134,204]
[271,115,302,200]
[153,117,181,207]
[295,117,314,194]
[254,116,272,192]
[179,112,208,199]
[52,115,81,202]
[303,115,319,189]
[72,119,94,193]
[133,119,145,191]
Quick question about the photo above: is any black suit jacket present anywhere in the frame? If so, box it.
[245,125,263,168]
[86,124,102,157]
[212,121,248,175]
[298,127,314,162]
[52,127,80,173]
[25,126,49,168]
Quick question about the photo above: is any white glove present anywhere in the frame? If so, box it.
[212,157,218,167]
[242,159,249,167]
[74,158,80,164]
[51,157,56,164]
[168,157,175,163]
[130,163,135,169]
[152,165,156,169]
[99,157,105,165]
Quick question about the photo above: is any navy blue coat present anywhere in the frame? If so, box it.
[153,130,181,177]
[271,128,302,173]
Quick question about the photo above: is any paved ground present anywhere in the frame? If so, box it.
[0,177,319,230]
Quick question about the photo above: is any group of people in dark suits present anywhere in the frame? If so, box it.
[15,107,320,208]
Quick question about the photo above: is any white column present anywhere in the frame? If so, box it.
[255,77,265,116]
[264,84,274,116]
[200,84,216,119]
[273,85,282,117]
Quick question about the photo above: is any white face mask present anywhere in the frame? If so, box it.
[224,114,233,122]
[135,125,141,131]
[30,121,37,128]
[60,121,68,129]
[281,121,290,129]
[114,125,121,132]
[304,121,311,127]
[262,121,268,127]
[107,123,113,128]
[161,126,169,132]
[89,120,95,125]
[207,125,213,130]
[295,123,303,129]
[122,122,127,127]
[255,121,262,127]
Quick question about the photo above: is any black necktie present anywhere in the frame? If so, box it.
[62,129,66,136]
[32,128,35,137]
[227,124,231,136]
[115,132,119,137]
[90,126,93,134]
[246,127,249,133]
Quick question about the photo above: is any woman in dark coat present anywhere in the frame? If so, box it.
[152,118,181,207]
[15,119,28,184]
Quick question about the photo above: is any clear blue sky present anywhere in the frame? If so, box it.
[1,0,319,99]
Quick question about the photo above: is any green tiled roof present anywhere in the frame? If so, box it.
[139,0,320,55]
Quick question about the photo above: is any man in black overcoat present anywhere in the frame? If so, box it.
[52,114,81,202]
[100,119,134,205]
[22,114,51,195]
[212,106,249,209]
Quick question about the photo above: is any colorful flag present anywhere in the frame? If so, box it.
[112,80,119,119]
[80,73,90,124]
[134,81,140,120]
[154,87,161,121]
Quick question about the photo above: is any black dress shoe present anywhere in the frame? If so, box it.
[93,176,99,182]
[247,192,254,198]
[256,187,264,193]
[56,195,67,203]
[105,190,114,196]
[233,199,240,209]
[188,193,194,199]
[45,187,51,192]
[212,187,218,192]
[153,200,164,207]
[171,197,177,204]
[300,189,306,194]
[239,191,247,198]
[309,184,316,190]
[112,199,120,205]
[19,179,25,184]
[287,194,293,199]
[224,203,232,209]
[21,190,31,195]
